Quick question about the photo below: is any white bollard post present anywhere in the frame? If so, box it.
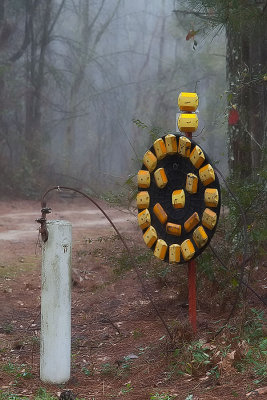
[40,220,72,384]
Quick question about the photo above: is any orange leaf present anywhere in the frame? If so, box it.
[228,108,239,125]
[186,30,196,41]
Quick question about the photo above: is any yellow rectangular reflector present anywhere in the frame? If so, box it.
[199,164,215,186]
[153,203,168,224]
[193,226,208,248]
[190,145,205,168]
[172,189,185,209]
[138,209,151,230]
[202,208,217,230]
[178,136,191,157]
[178,92,199,112]
[181,239,195,261]
[143,226,157,248]
[204,188,219,207]
[154,168,168,189]
[154,239,168,260]
[136,191,150,209]
[166,222,181,236]
[178,113,198,133]
[186,173,198,194]
[169,244,181,263]
[137,170,150,188]
[184,212,200,232]
[143,150,157,172]
[153,138,167,160]
[165,134,177,154]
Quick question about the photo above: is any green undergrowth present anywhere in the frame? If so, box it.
[168,308,267,385]
[0,257,38,279]
[0,388,85,400]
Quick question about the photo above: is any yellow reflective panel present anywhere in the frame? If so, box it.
[193,226,208,248]
[136,191,150,209]
[137,209,151,230]
[184,212,200,233]
[154,168,168,189]
[186,173,198,194]
[165,134,177,155]
[178,136,191,157]
[178,92,199,112]
[199,164,215,186]
[143,226,157,248]
[166,222,181,236]
[153,138,167,160]
[153,203,168,224]
[143,150,157,172]
[172,189,185,209]
[181,239,195,261]
[204,188,219,207]
[169,244,181,263]
[137,170,150,188]
[178,113,198,133]
[190,145,205,169]
[154,239,168,260]
[202,208,217,230]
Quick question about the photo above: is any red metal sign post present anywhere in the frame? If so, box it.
[185,130,197,333]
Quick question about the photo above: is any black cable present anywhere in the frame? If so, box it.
[209,244,267,306]
[40,185,173,341]
[213,167,266,336]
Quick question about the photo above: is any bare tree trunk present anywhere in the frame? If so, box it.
[226,9,266,178]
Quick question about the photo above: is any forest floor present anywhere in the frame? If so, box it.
[0,197,266,400]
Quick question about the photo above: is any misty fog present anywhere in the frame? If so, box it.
[0,0,227,196]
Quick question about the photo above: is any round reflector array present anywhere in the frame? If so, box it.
[137,133,221,264]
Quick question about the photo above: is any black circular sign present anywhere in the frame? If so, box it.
[137,133,221,264]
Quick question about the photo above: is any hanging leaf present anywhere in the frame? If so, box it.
[228,108,239,125]
[186,30,197,41]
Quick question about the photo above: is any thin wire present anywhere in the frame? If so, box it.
[41,186,173,341]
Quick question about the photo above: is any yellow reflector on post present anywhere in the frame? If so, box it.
[178,92,199,112]
[178,113,198,133]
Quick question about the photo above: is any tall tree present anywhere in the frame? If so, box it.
[174,0,267,177]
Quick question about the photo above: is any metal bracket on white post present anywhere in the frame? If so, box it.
[40,220,72,384]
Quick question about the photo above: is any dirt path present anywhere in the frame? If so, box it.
[0,198,262,400]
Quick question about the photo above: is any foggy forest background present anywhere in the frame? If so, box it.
[0,0,265,198]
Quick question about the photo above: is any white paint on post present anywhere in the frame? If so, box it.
[40,220,72,384]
